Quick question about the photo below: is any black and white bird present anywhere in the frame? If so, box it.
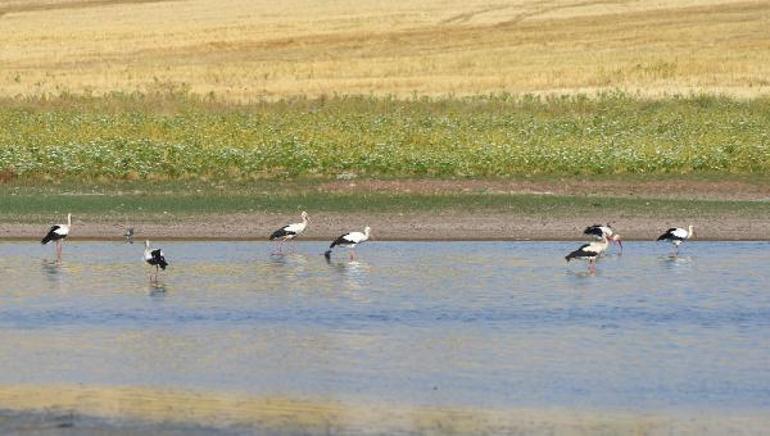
[324,226,371,261]
[565,234,610,272]
[584,223,623,252]
[656,225,694,255]
[41,213,72,260]
[269,211,310,253]
[144,240,168,281]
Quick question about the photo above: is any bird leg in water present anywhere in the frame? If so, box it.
[284,239,297,254]
[350,249,357,261]
[272,240,285,255]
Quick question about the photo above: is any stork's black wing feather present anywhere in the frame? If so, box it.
[41,225,61,244]
[583,225,604,238]
[657,228,678,241]
[151,249,168,270]
[565,243,592,262]
[329,233,352,249]
[270,226,295,240]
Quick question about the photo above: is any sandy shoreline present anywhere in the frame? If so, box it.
[1,212,768,241]
[0,385,767,435]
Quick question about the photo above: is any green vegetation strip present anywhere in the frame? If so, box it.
[0,92,768,180]
[0,188,767,223]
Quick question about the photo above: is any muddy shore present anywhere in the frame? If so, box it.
[1,211,767,241]
[0,385,767,435]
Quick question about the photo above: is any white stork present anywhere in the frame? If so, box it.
[324,226,371,261]
[41,213,72,260]
[269,211,310,254]
[565,234,610,273]
[144,240,169,281]
[584,223,623,252]
[657,225,694,255]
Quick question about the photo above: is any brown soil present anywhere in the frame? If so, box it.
[2,211,767,241]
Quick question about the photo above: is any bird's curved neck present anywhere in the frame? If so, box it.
[67,214,71,226]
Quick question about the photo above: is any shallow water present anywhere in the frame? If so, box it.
[0,241,769,413]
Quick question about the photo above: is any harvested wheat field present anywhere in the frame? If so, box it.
[1,0,769,100]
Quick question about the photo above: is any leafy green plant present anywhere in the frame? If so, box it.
[0,92,767,180]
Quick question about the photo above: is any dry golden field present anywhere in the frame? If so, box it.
[1,0,769,100]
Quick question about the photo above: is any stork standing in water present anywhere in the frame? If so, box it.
[324,226,371,261]
[657,225,694,256]
[565,233,610,273]
[269,211,310,254]
[584,223,623,253]
[144,240,168,282]
[41,213,72,261]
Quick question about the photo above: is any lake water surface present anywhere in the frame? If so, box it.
[0,241,768,416]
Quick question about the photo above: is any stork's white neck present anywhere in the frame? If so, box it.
[601,234,609,246]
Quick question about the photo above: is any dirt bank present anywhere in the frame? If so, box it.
[1,211,767,241]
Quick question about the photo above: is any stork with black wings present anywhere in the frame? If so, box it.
[657,225,694,256]
[269,211,310,254]
[583,223,622,253]
[144,240,169,282]
[324,226,371,261]
[41,213,72,261]
[566,234,610,273]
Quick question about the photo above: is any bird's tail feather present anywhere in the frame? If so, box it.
[41,234,52,245]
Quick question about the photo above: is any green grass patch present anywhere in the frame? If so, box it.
[1,184,767,223]
[0,92,768,181]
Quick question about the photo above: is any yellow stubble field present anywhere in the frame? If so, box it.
[1,0,769,100]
